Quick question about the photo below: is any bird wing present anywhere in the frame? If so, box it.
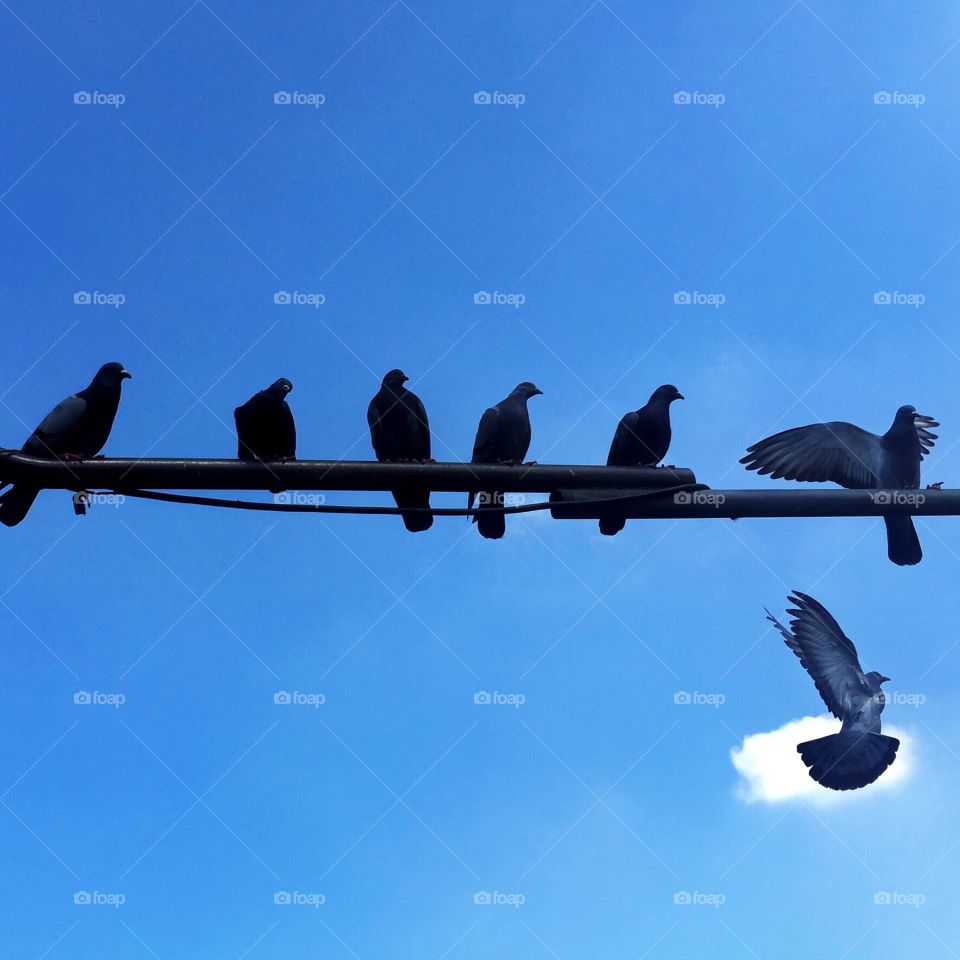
[915,417,938,458]
[606,414,636,466]
[471,405,500,463]
[367,397,387,460]
[280,401,296,458]
[407,392,431,461]
[741,421,883,489]
[767,591,870,720]
[24,395,87,457]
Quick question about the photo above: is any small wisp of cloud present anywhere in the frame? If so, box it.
[731,715,913,805]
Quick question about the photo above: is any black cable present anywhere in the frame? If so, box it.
[85,484,706,516]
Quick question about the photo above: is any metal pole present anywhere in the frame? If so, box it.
[0,453,694,493]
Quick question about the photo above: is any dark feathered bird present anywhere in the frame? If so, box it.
[0,361,131,527]
[741,406,938,565]
[468,381,542,539]
[368,369,433,532]
[766,592,899,791]
[235,378,296,462]
[600,384,684,536]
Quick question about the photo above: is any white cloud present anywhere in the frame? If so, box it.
[731,715,914,805]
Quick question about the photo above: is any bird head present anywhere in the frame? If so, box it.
[383,369,409,388]
[94,362,132,385]
[514,381,543,399]
[866,671,891,691]
[269,378,293,396]
[650,384,684,404]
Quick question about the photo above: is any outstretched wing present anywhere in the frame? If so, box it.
[915,414,938,458]
[767,591,870,720]
[741,421,883,489]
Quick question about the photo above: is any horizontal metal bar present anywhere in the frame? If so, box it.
[0,453,695,492]
[549,488,955,519]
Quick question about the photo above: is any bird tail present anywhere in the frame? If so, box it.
[0,485,40,527]
[391,489,432,533]
[884,516,921,566]
[797,731,899,791]
[598,513,625,536]
[469,491,505,539]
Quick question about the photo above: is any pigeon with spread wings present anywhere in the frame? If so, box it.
[741,406,938,565]
[766,591,899,791]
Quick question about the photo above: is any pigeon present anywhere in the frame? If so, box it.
[0,361,131,527]
[234,378,296,462]
[367,369,433,532]
[766,591,899,791]
[741,406,938,565]
[468,381,542,539]
[600,384,684,536]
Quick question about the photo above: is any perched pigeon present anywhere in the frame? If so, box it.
[234,378,296,462]
[600,384,684,536]
[468,381,542,539]
[0,362,131,527]
[741,406,938,565]
[766,591,899,791]
[367,369,433,533]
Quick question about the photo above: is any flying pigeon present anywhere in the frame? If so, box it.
[766,591,899,791]
[0,361,132,527]
[367,369,433,532]
[740,406,938,565]
[234,378,296,462]
[468,381,542,539]
[600,384,684,536]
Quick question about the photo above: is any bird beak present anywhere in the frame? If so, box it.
[880,676,891,683]
[121,369,132,380]
[534,387,543,396]
[674,392,684,400]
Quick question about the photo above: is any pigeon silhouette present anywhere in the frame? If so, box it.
[600,384,683,536]
[741,406,938,565]
[766,591,899,791]
[0,362,131,527]
[235,378,296,495]
[368,369,433,532]
[235,378,296,462]
[468,381,542,539]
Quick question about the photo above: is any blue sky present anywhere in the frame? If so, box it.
[2,1,960,957]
